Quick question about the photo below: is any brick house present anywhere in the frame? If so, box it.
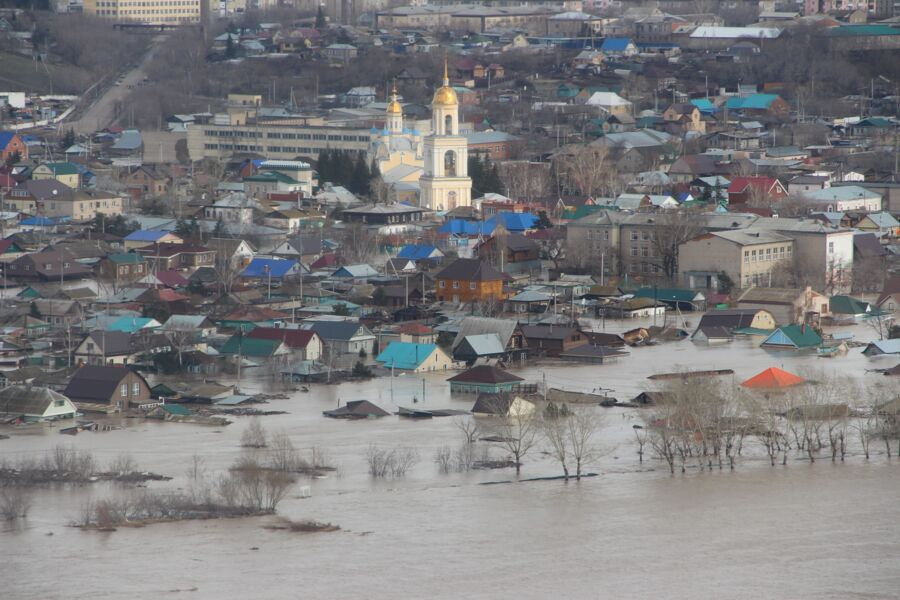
[435,258,506,303]
[63,365,152,411]
[0,131,28,162]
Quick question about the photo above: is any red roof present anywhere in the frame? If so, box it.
[741,367,805,389]
[155,270,190,288]
[727,176,781,195]
[310,252,340,269]
[156,288,190,302]
[399,323,432,335]
[247,326,317,348]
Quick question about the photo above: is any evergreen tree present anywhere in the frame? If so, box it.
[60,128,75,152]
[317,149,331,185]
[29,302,41,319]
[350,153,371,196]
[468,155,484,195]
[225,35,237,59]
[700,185,712,203]
[536,210,553,230]
[315,5,326,29]
[213,217,226,237]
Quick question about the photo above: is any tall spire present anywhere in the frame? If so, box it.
[443,53,449,87]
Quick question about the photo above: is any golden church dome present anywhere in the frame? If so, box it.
[432,86,458,107]
[432,57,458,107]
[387,100,402,114]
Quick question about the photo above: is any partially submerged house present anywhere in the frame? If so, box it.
[691,308,776,342]
[520,325,587,358]
[63,365,152,412]
[471,393,535,418]
[323,400,389,419]
[376,342,453,373]
[862,339,900,357]
[447,365,525,394]
[741,367,805,389]
[760,325,822,350]
[451,317,528,363]
[0,385,78,421]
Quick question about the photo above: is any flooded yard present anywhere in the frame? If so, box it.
[2,317,898,599]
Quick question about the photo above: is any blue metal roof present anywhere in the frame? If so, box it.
[601,37,633,52]
[376,342,438,370]
[492,212,539,231]
[242,257,298,278]
[397,244,441,260]
[125,230,169,242]
[438,219,496,236]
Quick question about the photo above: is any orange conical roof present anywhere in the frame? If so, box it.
[741,367,806,389]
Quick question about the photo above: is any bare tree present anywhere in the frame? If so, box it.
[240,418,268,449]
[652,209,706,280]
[268,431,299,472]
[543,415,571,480]
[553,144,615,198]
[566,408,604,480]
[453,416,480,444]
[486,409,540,476]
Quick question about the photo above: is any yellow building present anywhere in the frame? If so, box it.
[31,163,80,189]
[84,0,202,25]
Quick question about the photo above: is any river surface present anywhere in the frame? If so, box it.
[2,318,899,599]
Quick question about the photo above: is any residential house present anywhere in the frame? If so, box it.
[32,162,81,188]
[333,264,379,281]
[124,230,182,250]
[856,212,899,235]
[206,237,256,268]
[0,385,77,422]
[6,251,93,281]
[161,314,217,338]
[271,236,323,264]
[241,257,303,284]
[304,320,376,356]
[74,330,170,365]
[97,253,147,283]
[475,233,541,275]
[861,339,900,357]
[323,43,357,61]
[471,393,535,418]
[397,244,444,267]
[204,193,257,225]
[691,308,777,342]
[876,275,900,314]
[520,324,587,357]
[452,333,507,364]
[600,37,638,56]
[724,94,790,118]
[736,286,830,324]
[376,342,453,373]
[802,186,882,213]
[451,316,528,363]
[124,166,170,198]
[246,326,323,361]
[680,230,794,290]
[24,298,83,328]
[760,324,822,350]
[63,365,151,411]
[435,258,506,303]
[585,91,634,118]
[633,288,706,311]
[448,365,525,394]
[662,103,705,134]
[0,131,28,161]
[219,335,291,361]
[727,177,788,205]
[341,203,426,226]
[134,243,216,271]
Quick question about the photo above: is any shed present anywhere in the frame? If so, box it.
[447,365,524,394]
[471,393,535,418]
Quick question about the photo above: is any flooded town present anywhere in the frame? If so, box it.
[0,0,899,598]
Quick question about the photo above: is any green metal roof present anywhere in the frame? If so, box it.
[762,325,822,349]
[44,162,80,175]
[244,170,298,184]
[829,295,871,315]
[828,24,900,37]
[220,335,283,357]
[108,253,144,264]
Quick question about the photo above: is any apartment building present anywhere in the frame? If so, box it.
[186,123,371,162]
[679,230,794,290]
[84,0,202,24]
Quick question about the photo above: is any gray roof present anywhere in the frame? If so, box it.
[459,333,505,355]
[0,385,74,417]
[111,129,143,151]
[63,365,143,402]
[805,185,881,202]
[452,317,517,350]
[305,320,373,341]
[711,229,792,245]
[162,315,214,331]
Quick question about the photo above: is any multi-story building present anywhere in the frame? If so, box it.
[679,230,794,290]
[186,122,371,162]
[84,0,202,24]
[566,210,666,279]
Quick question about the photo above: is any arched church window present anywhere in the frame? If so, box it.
[448,191,458,210]
[444,115,453,134]
[444,151,457,177]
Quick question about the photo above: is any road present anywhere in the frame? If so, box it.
[67,36,165,135]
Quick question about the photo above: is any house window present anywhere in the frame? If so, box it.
[132,383,140,395]
[641,247,649,257]
[765,248,771,261]
[751,250,757,262]
[630,231,638,241]
[469,282,476,289]
[641,231,649,241]
[55,399,65,407]
[828,241,834,254]
[604,231,609,241]
[452,281,459,289]
[120,384,128,397]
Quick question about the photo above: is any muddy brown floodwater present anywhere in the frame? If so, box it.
[2,318,899,599]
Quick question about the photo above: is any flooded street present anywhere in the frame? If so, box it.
[3,318,899,599]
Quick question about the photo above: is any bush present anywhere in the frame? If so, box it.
[240,418,268,449]
[366,445,419,478]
